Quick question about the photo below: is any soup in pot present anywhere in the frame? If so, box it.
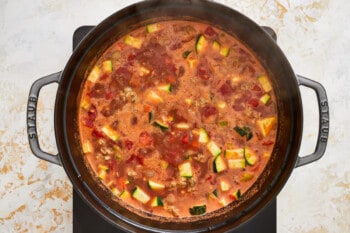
[78,20,277,218]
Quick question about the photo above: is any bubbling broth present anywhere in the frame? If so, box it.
[78,20,277,218]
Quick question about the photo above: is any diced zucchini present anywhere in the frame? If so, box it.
[241,172,254,182]
[230,189,241,201]
[146,23,160,33]
[196,34,207,53]
[213,155,227,173]
[111,187,121,196]
[234,126,253,141]
[98,164,109,171]
[132,186,150,204]
[244,147,258,166]
[207,141,222,157]
[124,35,143,49]
[97,165,108,180]
[218,121,228,127]
[175,122,190,129]
[102,60,112,73]
[212,41,221,51]
[148,180,165,191]
[146,90,163,103]
[260,93,271,105]
[212,189,218,197]
[225,148,244,159]
[189,205,206,215]
[101,125,119,141]
[220,47,230,57]
[182,50,192,59]
[178,161,193,178]
[82,141,92,153]
[150,196,164,207]
[153,120,169,131]
[119,190,131,199]
[80,98,90,110]
[258,75,272,92]
[157,84,172,92]
[198,128,209,143]
[219,198,229,207]
[220,180,230,191]
[227,159,246,169]
[257,116,276,137]
[87,65,101,83]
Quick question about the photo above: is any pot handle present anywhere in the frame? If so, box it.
[295,75,329,167]
[27,72,62,166]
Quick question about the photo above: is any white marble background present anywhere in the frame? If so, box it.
[0,0,349,232]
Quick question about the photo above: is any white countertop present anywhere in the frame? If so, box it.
[0,0,349,232]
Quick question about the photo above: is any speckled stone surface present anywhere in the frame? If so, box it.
[0,0,348,232]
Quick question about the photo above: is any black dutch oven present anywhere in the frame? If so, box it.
[26,0,329,232]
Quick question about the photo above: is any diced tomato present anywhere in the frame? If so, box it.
[100,73,109,81]
[181,134,189,144]
[165,151,182,166]
[247,98,259,108]
[139,131,153,146]
[251,84,262,92]
[201,105,218,118]
[229,194,238,201]
[127,53,136,61]
[218,82,233,96]
[83,105,97,128]
[204,26,218,38]
[143,105,152,113]
[91,129,104,138]
[105,92,113,100]
[197,61,212,80]
[262,140,274,146]
[124,139,134,150]
[126,154,144,165]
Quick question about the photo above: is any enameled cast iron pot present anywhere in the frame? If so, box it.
[27,0,329,232]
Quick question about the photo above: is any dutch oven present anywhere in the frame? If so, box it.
[26,0,329,232]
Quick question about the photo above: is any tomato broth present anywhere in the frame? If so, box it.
[78,20,277,218]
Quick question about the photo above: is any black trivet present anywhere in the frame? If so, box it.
[72,26,277,233]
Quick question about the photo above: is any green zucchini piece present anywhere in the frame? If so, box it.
[178,161,193,178]
[124,35,142,49]
[182,50,192,59]
[260,93,271,105]
[207,141,222,157]
[212,41,221,51]
[198,128,209,143]
[220,47,230,57]
[189,205,206,215]
[227,159,246,169]
[230,189,241,201]
[213,155,227,173]
[132,186,150,204]
[233,126,253,141]
[148,180,165,190]
[244,148,258,166]
[153,120,169,131]
[146,24,160,33]
[157,84,172,92]
[150,196,164,207]
[196,34,207,53]
[258,75,272,92]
